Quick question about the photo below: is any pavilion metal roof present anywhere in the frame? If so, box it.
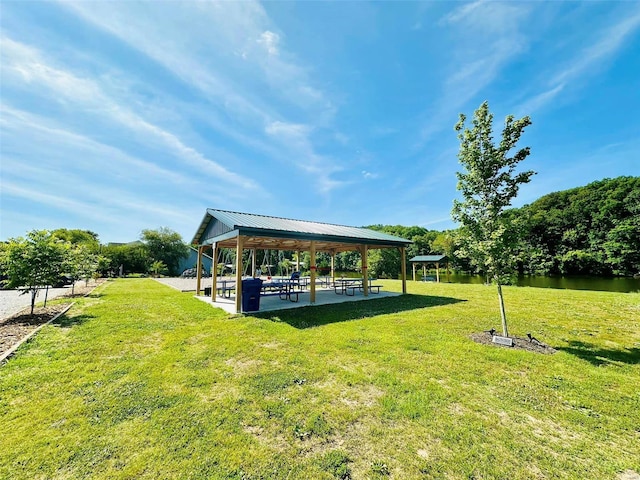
[192,209,412,252]
[409,255,447,262]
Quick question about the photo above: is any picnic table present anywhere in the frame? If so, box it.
[261,280,303,302]
[216,279,237,298]
[334,278,382,296]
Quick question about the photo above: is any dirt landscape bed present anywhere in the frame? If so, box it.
[0,281,103,358]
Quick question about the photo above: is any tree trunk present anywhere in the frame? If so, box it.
[496,280,509,337]
[44,285,49,307]
[30,288,37,315]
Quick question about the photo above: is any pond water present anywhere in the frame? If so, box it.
[332,271,640,293]
[413,272,640,293]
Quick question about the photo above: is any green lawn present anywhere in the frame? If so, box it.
[1,279,638,479]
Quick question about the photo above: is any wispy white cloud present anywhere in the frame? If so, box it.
[0,36,261,193]
[1,180,196,241]
[553,11,640,86]
[0,105,195,188]
[265,121,311,138]
[517,8,640,114]
[61,1,332,122]
[2,164,191,225]
[515,83,565,117]
[2,183,103,220]
[419,2,532,145]
[58,0,346,194]
[258,31,280,56]
[264,120,346,194]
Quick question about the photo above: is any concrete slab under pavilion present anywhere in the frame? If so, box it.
[194,287,401,315]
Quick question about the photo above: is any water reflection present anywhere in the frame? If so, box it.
[421,273,640,293]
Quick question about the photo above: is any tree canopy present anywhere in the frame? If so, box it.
[140,227,189,276]
[514,176,640,276]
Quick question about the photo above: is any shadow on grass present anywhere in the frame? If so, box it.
[2,312,54,327]
[558,340,640,366]
[53,313,96,328]
[253,294,465,329]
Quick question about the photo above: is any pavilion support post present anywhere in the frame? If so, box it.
[436,262,440,283]
[196,245,204,295]
[331,251,336,285]
[310,242,316,304]
[412,263,416,282]
[423,265,426,279]
[361,245,369,297]
[400,247,407,294]
[235,236,244,313]
[211,243,218,301]
[296,250,301,273]
[251,248,257,277]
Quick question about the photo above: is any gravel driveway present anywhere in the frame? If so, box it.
[0,287,72,321]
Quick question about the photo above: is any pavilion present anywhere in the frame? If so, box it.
[409,255,448,282]
[191,209,412,313]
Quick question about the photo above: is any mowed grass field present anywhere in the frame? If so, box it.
[1,278,638,479]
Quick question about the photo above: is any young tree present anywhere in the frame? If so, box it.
[66,245,104,292]
[452,101,535,337]
[140,227,189,276]
[150,260,167,277]
[0,230,69,314]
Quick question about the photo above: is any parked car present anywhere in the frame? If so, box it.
[53,275,74,288]
[181,267,209,278]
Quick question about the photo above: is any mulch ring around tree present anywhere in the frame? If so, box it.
[470,331,557,354]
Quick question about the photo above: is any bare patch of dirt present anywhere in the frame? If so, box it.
[618,470,640,480]
[470,331,557,354]
[0,280,104,358]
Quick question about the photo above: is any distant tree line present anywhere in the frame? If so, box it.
[363,176,639,280]
[512,176,639,277]
[3,177,636,284]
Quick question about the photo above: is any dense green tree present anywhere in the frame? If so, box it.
[452,101,535,337]
[52,229,100,251]
[0,230,69,314]
[514,177,640,276]
[335,251,361,272]
[100,243,150,275]
[368,248,402,279]
[140,227,189,276]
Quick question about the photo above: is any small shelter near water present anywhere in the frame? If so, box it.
[191,209,412,313]
[409,255,448,282]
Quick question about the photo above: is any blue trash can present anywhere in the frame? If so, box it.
[242,278,263,312]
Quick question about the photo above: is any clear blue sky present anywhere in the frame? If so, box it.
[1,1,639,244]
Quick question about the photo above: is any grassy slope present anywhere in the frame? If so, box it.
[0,279,638,479]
